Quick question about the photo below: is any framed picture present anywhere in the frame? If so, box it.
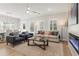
[68,3,78,25]
[50,20,52,30]
[30,23,34,32]
[23,24,25,29]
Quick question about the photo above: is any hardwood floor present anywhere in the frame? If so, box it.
[0,41,72,56]
[62,41,72,56]
[0,43,23,56]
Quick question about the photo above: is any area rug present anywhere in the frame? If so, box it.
[8,42,63,56]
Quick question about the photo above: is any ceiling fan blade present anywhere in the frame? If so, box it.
[26,10,40,14]
[31,10,40,14]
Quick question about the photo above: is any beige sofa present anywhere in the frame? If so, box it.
[36,31,60,42]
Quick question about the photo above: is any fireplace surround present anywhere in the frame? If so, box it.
[69,33,79,54]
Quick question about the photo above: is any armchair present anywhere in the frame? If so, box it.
[6,32,25,47]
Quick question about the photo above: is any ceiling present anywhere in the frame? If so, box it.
[0,3,71,19]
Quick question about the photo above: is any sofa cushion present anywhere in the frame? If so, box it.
[15,37,23,41]
[53,32,58,36]
[38,31,45,35]
[22,31,28,34]
[9,32,14,36]
[48,32,52,35]
[22,32,26,34]
[48,31,58,36]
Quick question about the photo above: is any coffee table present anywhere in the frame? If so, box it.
[27,36,49,50]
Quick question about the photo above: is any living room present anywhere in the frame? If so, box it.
[0,3,78,56]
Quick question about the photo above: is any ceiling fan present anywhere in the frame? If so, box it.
[26,8,40,14]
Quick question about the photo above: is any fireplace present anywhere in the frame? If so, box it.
[69,33,79,54]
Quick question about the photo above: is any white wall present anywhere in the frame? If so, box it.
[20,12,68,40]
[0,11,69,41]
[68,24,79,36]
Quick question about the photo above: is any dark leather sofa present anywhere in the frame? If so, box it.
[19,32,33,41]
[6,32,33,47]
[6,32,25,47]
